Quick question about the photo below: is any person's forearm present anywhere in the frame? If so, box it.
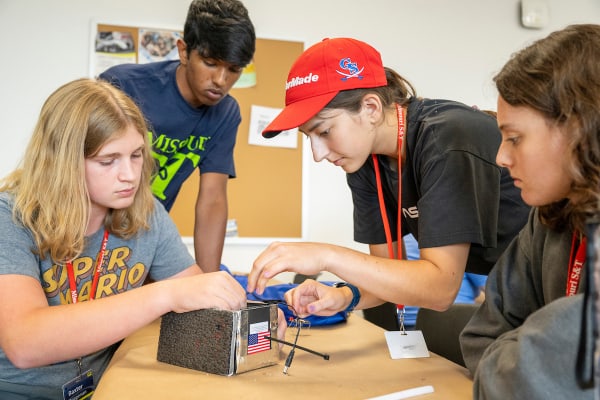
[318,244,462,311]
[194,204,227,273]
[4,280,175,368]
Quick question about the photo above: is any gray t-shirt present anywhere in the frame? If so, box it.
[0,192,195,397]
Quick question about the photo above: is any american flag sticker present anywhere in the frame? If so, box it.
[247,321,271,355]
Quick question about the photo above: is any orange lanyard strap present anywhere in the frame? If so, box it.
[66,229,109,304]
[566,231,586,297]
[372,153,395,259]
[373,104,405,309]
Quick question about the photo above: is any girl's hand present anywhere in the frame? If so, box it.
[248,242,329,295]
[284,279,351,318]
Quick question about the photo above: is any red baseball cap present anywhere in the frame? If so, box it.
[262,37,388,138]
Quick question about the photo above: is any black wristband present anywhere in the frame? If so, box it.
[334,282,361,315]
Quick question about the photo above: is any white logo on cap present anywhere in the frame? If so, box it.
[286,73,319,91]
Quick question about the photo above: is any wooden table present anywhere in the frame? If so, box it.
[93,315,473,399]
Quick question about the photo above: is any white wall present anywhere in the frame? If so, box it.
[1,0,599,275]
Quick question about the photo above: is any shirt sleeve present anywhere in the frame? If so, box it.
[459,211,538,373]
[147,200,196,281]
[98,66,125,89]
[460,208,574,376]
[416,148,501,249]
[471,295,593,399]
[197,100,240,177]
[0,195,41,280]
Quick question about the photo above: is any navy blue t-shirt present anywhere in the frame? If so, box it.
[347,98,530,275]
[100,61,239,211]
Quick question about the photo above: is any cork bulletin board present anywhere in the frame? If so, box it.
[91,21,305,239]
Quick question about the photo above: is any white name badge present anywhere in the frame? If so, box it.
[384,330,429,359]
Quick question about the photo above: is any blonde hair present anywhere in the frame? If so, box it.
[0,78,155,261]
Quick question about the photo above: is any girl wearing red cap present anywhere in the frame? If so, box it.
[247,37,529,330]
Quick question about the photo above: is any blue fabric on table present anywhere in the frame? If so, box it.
[220,265,348,326]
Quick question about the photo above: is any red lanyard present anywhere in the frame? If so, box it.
[66,229,109,304]
[566,232,586,297]
[372,104,405,309]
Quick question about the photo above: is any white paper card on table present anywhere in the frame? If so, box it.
[384,330,430,359]
[365,385,435,400]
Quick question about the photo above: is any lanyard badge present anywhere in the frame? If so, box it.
[61,229,109,399]
[372,104,405,322]
[62,369,94,400]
